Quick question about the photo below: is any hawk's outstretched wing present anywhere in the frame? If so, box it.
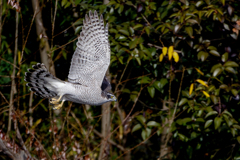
[68,10,110,87]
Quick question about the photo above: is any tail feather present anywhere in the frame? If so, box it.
[24,63,62,98]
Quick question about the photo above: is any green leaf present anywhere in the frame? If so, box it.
[181,118,192,125]
[207,46,217,50]
[223,115,233,127]
[209,50,220,57]
[213,68,222,77]
[132,124,142,133]
[64,2,71,8]
[136,57,141,65]
[147,121,160,127]
[205,111,218,118]
[210,63,222,73]
[221,52,228,62]
[185,27,193,38]
[214,117,222,130]
[197,51,208,61]
[122,88,130,93]
[129,38,138,49]
[146,127,151,137]
[174,24,181,34]
[129,27,134,36]
[204,119,213,128]
[191,132,198,139]
[118,29,129,36]
[147,86,155,98]
[179,98,188,106]
[225,67,236,74]
[159,78,168,88]
[196,1,204,7]
[161,1,169,6]
[61,0,67,6]
[117,35,127,41]
[75,26,82,34]
[136,115,146,125]
[152,81,160,91]
[231,128,236,137]
[141,128,151,140]
[224,61,239,67]
[233,125,240,130]
[237,136,240,144]
[137,76,151,84]
[178,133,186,141]
[231,89,238,96]
[118,4,124,14]
[125,1,133,5]
[145,26,150,36]
[197,110,204,117]
[133,24,143,30]
[223,110,233,117]
[219,84,228,90]
[196,118,205,122]
[210,95,218,104]
[107,1,116,5]
[141,130,147,140]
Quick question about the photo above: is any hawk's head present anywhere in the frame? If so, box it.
[103,92,117,102]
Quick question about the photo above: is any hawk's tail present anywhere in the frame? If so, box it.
[24,63,64,98]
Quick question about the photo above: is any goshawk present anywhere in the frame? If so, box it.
[24,10,117,110]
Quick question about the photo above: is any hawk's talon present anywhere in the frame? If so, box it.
[50,95,63,105]
[52,100,65,110]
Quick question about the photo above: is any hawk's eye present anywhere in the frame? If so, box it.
[107,94,112,99]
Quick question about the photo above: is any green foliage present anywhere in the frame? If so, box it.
[1,0,240,159]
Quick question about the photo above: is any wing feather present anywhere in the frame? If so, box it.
[68,10,110,87]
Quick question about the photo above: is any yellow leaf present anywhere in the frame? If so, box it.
[189,83,194,95]
[202,91,210,98]
[31,119,42,130]
[18,51,21,64]
[196,79,209,87]
[159,53,164,62]
[162,47,167,56]
[195,68,204,75]
[168,46,174,60]
[173,51,179,62]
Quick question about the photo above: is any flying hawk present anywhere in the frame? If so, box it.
[24,10,116,110]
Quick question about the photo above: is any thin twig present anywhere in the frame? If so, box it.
[162,67,185,157]
[51,0,58,49]
[13,113,33,159]
[14,110,52,160]
[0,91,9,105]
[93,129,125,151]
[0,57,20,70]
[19,3,38,63]
[147,43,182,53]
[60,103,72,136]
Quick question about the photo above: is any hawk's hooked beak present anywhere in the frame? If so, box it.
[112,96,117,102]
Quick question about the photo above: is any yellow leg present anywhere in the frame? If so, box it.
[53,100,65,110]
[50,95,63,104]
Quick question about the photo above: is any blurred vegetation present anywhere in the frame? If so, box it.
[1,0,240,159]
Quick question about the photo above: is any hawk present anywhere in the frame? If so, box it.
[24,10,117,110]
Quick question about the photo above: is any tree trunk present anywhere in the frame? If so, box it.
[31,0,55,75]
[7,0,18,134]
[99,71,111,160]
[99,1,111,159]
